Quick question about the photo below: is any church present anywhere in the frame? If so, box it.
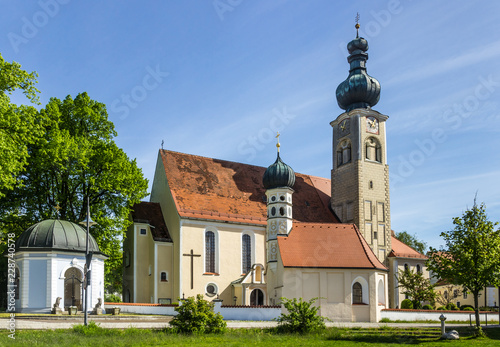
[122,26,428,322]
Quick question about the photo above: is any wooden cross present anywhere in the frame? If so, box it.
[183,249,201,290]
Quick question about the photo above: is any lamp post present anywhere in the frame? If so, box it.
[79,196,96,326]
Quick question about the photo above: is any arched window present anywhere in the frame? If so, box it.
[365,137,382,163]
[444,291,448,299]
[160,271,168,282]
[353,282,363,304]
[205,231,215,273]
[416,264,421,273]
[336,140,351,167]
[242,234,251,274]
[404,263,409,272]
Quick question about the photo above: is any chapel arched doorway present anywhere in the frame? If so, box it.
[64,267,83,310]
[250,288,264,306]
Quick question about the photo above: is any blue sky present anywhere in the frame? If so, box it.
[1,1,499,250]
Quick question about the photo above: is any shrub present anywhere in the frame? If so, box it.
[460,305,474,311]
[445,302,458,310]
[401,299,413,309]
[437,306,446,310]
[462,307,474,311]
[105,294,122,303]
[412,301,422,309]
[170,294,226,334]
[422,304,433,310]
[276,297,326,334]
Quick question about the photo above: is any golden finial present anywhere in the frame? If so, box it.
[276,132,281,153]
[355,13,360,38]
[54,204,61,219]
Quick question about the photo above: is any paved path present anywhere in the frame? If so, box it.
[1,316,483,330]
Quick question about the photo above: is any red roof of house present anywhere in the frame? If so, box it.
[159,150,338,225]
[131,202,172,242]
[277,223,387,270]
[388,236,427,259]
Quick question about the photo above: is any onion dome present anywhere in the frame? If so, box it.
[336,23,380,112]
[15,219,101,253]
[263,153,295,190]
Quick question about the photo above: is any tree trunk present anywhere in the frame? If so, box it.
[474,292,480,328]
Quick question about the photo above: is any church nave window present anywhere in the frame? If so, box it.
[242,234,252,274]
[205,231,216,273]
[160,271,168,282]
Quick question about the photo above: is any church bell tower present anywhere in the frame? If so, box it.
[330,23,391,263]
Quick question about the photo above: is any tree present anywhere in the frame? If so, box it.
[395,231,427,254]
[0,53,43,197]
[0,92,148,294]
[427,201,500,328]
[396,268,435,309]
[170,295,226,334]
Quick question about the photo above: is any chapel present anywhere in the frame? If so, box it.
[122,26,428,322]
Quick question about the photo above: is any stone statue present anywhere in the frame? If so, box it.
[52,297,62,314]
[92,297,103,315]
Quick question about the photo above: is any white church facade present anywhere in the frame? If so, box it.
[122,27,428,322]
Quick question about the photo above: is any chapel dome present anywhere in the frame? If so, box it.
[336,30,380,112]
[15,219,101,253]
[263,154,295,190]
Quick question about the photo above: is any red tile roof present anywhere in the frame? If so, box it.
[131,202,172,242]
[277,223,387,270]
[388,236,427,259]
[160,150,338,225]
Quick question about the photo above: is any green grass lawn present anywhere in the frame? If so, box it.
[1,325,500,347]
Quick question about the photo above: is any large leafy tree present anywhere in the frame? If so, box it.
[396,268,435,309]
[395,231,427,254]
[0,53,43,196]
[427,201,500,328]
[0,92,148,293]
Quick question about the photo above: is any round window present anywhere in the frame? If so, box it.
[206,283,217,297]
[280,195,285,201]
[271,196,276,202]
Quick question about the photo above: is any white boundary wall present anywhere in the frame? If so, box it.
[104,303,177,315]
[213,301,281,321]
[381,309,497,322]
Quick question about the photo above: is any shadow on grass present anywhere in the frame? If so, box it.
[324,327,500,344]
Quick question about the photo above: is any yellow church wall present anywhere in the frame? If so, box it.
[150,152,182,300]
[156,243,174,303]
[122,219,135,302]
[434,284,499,309]
[134,223,152,303]
[180,220,266,305]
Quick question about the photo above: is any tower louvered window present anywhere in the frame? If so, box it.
[205,231,215,273]
[242,234,251,274]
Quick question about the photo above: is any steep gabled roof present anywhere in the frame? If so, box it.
[159,149,338,225]
[388,236,427,259]
[277,222,387,270]
[131,202,172,242]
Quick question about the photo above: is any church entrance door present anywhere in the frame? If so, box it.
[250,289,264,306]
[64,267,83,310]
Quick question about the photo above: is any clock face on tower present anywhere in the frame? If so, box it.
[338,118,350,136]
[366,116,379,134]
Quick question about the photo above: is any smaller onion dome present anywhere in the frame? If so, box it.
[263,153,295,190]
[16,219,101,253]
[336,23,381,112]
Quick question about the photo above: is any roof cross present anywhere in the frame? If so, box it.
[54,204,62,219]
[355,12,360,38]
